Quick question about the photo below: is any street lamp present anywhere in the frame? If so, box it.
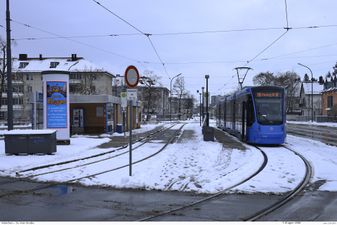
[197,90,202,126]
[169,73,182,121]
[298,63,314,122]
[205,75,210,127]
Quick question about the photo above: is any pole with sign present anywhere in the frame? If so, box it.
[120,92,127,137]
[124,66,140,176]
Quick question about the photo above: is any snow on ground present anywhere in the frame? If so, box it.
[286,135,337,191]
[0,119,337,194]
[287,120,337,128]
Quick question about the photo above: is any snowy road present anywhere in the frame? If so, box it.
[0,119,337,220]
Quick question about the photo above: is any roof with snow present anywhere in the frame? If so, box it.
[12,55,112,75]
[325,74,337,82]
[301,82,324,95]
[322,87,337,93]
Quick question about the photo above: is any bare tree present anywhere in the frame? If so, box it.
[253,72,275,86]
[173,76,188,119]
[0,38,7,115]
[0,37,7,119]
[70,72,97,95]
[141,70,162,120]
[253,71,301,113]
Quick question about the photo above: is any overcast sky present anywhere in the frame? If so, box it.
[1,0,337,97]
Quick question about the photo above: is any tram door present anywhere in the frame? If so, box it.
[241,102,246,141]
[72,108,84,134]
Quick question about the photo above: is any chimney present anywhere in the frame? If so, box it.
[71,54,77,61]
[19,54,28,60]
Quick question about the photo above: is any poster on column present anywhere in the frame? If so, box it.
[46,81,67,128]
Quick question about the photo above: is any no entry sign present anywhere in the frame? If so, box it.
[124,65,140,88]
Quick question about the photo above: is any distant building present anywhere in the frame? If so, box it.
[137,85,169,120]
[169,96,194,120]
[321,74,337,117]
[210,95,222,107]
[299,82,324,118]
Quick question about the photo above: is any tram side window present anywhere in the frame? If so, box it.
[247,96,255,126]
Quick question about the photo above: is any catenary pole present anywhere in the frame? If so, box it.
[6,0,13,130]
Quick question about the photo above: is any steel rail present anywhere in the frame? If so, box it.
[244,145,313,221]
[0,123,185,199]
[0,124,176,187]
[20,123,181,179]
[17,123,176,174]
[139,134,268,221]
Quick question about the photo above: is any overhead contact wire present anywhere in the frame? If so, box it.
[91,0,170,79]
[246,30,289,65]
[10,19,141,63]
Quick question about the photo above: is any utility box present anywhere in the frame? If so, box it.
[4,130,57,155]
[116,124,123,134]
[202,126,214,142]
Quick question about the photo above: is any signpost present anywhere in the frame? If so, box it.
[124,66,140,176]
[121,92,127,137]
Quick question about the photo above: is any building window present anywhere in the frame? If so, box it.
[70,73,82,80]
[1,98,7,106]
[96,106,103,117]
[327,96,333,108]
[0,112,5,120]
[50,62,60,68]
[13,97,23,105]
[19,62,29,69]
[13,85,24,93]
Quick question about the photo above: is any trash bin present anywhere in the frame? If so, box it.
[4,130,57,155]
[116,124,123,134]
[202,126,214,142]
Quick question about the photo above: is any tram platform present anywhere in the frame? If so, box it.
[213,127,247,150]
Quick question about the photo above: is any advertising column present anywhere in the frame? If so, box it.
[42,71,70,144]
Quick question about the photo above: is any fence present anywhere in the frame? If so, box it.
[287,114,337,123]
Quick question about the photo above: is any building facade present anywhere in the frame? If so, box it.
[321,74,337,117]
[299,82,324,119]
[1,54,129,134]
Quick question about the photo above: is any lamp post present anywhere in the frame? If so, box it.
[169,73,182,121]
[197,90,201,126]
[298,63,314,122]
[201,86,205,123]
[205,75,210,127]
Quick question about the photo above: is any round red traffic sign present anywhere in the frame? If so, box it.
[124,65,140,88]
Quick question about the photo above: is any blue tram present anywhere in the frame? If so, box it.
[216,86,286,145]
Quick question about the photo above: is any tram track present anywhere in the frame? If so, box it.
[243,145,313,221]
[0,123,185,199]
[140,139,312,221]
[20,123,177,174]
[17,123,180,179]
[139,135,269,221]
[0,123,178,187]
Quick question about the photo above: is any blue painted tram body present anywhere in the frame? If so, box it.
[216,86,286,145]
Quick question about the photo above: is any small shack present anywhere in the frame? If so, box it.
[70,95,118,134]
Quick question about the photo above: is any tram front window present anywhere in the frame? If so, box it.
[254,97,283,125]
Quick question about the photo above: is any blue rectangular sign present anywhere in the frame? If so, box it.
[47,81,67,128]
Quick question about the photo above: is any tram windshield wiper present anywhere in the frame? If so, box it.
[259,113,273,124]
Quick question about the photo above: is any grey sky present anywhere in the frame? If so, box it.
[1,0,337,96]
